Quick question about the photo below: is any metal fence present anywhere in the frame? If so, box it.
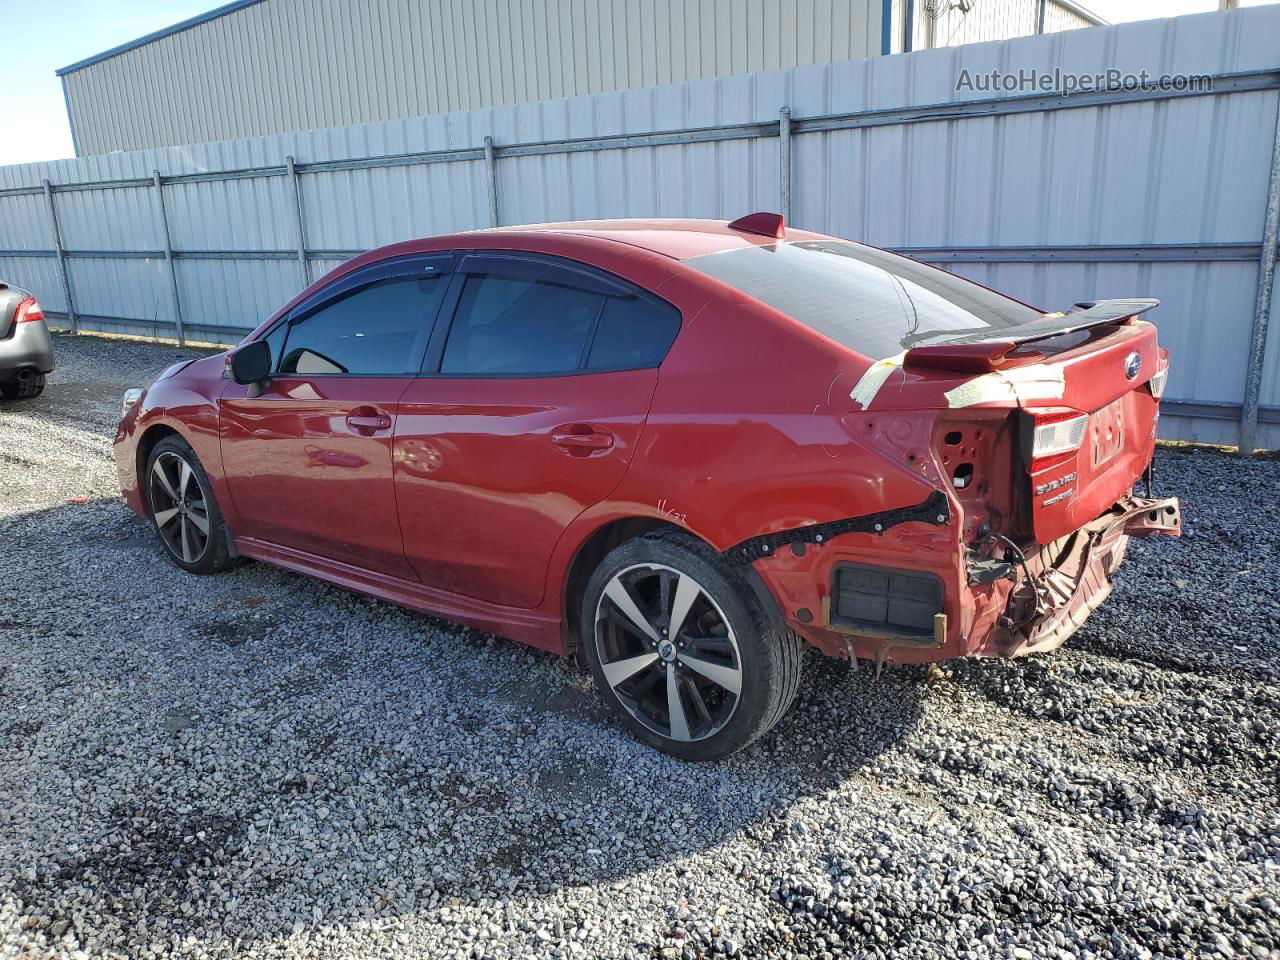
[2,6,1279,450]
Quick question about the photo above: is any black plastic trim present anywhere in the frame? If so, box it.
[723,489,952,566]
[829,562,945,638]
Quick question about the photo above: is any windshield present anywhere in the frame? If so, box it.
[683,240,1043,358]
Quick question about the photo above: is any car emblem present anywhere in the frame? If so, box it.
[658,640,676,662]
[1124,352,1142,380]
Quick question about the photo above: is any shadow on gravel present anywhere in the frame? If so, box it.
[2,377,128,417]
[2,498,926,956]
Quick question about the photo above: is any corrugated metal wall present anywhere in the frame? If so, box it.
[4,6,1278,449]
[61,0,881,156]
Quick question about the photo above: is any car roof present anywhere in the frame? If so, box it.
[484,218,836,260]
[254,216,842,342]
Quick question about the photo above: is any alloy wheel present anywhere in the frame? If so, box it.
[148,451,211,564]
[594,563,743,742]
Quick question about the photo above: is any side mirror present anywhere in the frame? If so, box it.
[231,339,272,389]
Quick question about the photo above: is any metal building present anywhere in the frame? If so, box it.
[888,0,1101,52]
[57,0,1103,157]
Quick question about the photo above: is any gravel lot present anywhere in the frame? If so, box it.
[2,333,1279,960]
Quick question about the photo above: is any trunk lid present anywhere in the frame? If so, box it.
[1016,321,1163,543]
[905,303,1165,545]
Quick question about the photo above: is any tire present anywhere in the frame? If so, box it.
[145,435,236,575]
[0,371,44,400]
[581,530,803,760]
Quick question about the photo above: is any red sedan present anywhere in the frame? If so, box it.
[114,214,1180,759]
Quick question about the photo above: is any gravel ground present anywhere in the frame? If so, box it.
[2,333,1279,960]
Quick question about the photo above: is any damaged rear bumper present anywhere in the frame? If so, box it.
[750,492,1180,666]
[972,493,1180,658]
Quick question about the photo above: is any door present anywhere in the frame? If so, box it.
[394,251,683,608]
[220,254,454,578]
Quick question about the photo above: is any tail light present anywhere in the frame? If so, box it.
[13,296,43,324]
[1148,365,1168,399]
[1024,408,1088,471]
[1147,347,1170,399]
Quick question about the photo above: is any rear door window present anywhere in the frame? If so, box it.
[435,254,681,376]
[683,240,1042,358]
[441,274,600,375]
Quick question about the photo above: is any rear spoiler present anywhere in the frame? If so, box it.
[903,299,1159,373]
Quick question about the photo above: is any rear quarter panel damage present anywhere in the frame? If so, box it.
[607,292,946,552]
[606,285,1173,665]
[593,287,982,660]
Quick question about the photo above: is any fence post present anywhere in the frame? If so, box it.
[779,107,793,222]
[41,179,77,334]
[483,136,500,227]
[1240,94,1280,455]
[152,171,186,347]
[285,156,310,287]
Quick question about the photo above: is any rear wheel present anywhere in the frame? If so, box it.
[581,531,803,760]
[146,436,235,574]
[0,371,45,400]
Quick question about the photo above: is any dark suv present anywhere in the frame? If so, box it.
[0,283,55,400]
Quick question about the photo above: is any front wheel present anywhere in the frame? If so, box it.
[146,436,236,574]
[581,531,803,760]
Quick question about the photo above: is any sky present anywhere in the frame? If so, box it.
[0,0,214,167]
[0,0,1273,168]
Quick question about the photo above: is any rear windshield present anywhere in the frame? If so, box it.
[683,240,1043,358]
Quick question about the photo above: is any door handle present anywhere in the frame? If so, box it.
[346,411,392,435]
[552,429,615,454]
